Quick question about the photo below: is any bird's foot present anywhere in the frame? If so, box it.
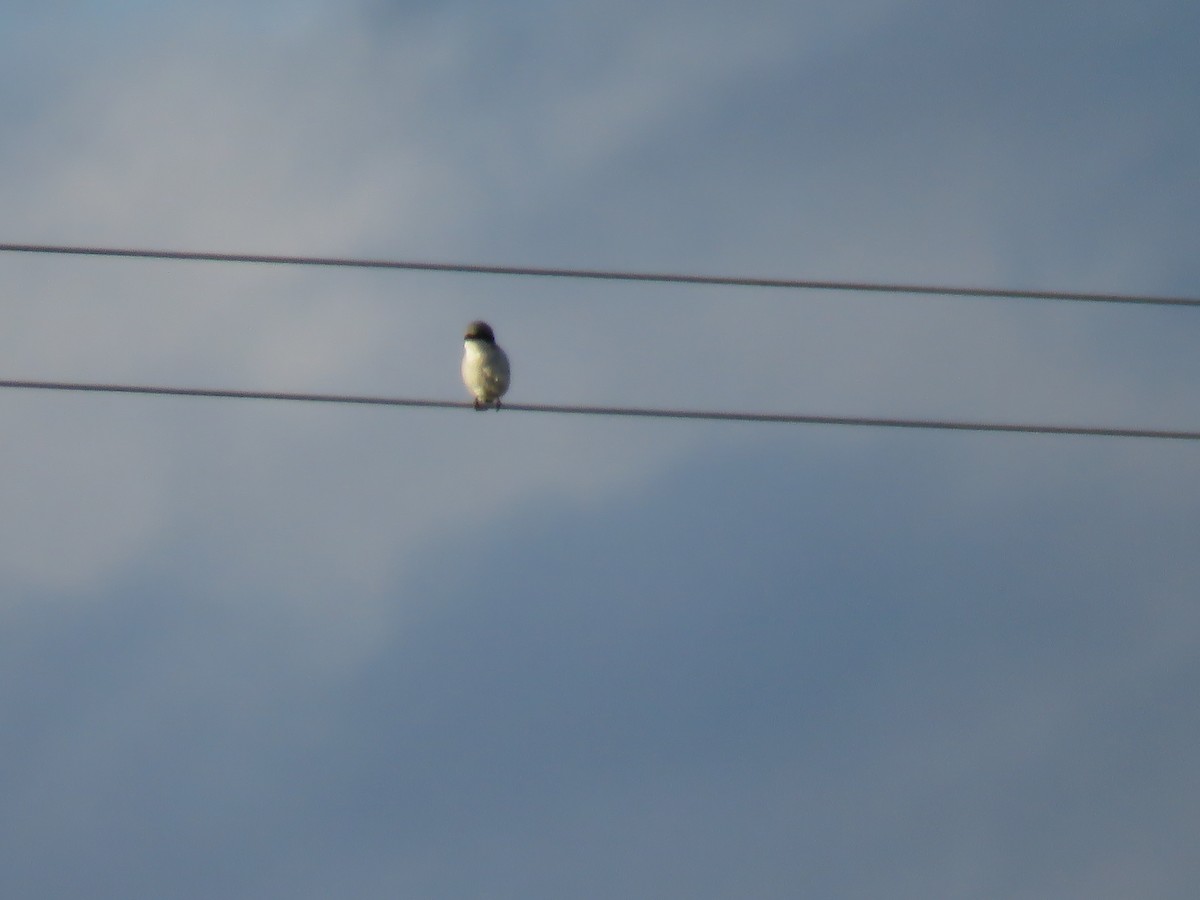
[473,399,485,411]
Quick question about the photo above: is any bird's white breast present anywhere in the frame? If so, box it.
[462,341,511,402]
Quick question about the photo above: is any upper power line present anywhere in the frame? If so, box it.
[2,242,1197,308]
[1,378,1196,441]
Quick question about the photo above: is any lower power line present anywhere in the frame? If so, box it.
[0,378,1196,441]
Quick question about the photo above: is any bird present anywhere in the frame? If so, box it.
[461,320,510,410]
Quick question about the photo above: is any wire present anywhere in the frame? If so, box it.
[2,242,1197,308]
[1,378,1196,441]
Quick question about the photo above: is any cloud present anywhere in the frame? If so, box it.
[1,3,1198,894]
[3,435,1197,897]
[0,0,1195,636]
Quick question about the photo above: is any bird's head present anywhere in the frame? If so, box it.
[464,321,496,343]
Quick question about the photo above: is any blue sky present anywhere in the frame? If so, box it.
[2,2,1199,897]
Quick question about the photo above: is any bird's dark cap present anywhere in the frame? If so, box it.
[464,321,496,343]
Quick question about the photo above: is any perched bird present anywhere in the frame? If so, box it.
[461,320,511,410]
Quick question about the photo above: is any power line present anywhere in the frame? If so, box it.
[2,242,1197,308]
[1,378,1196,441]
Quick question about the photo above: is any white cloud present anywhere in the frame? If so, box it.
[1,7,1198,893]
[0,0,1196,651]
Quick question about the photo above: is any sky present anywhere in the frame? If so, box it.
[1,1,1198,896]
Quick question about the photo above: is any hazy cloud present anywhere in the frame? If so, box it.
[1,1,1197,896]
